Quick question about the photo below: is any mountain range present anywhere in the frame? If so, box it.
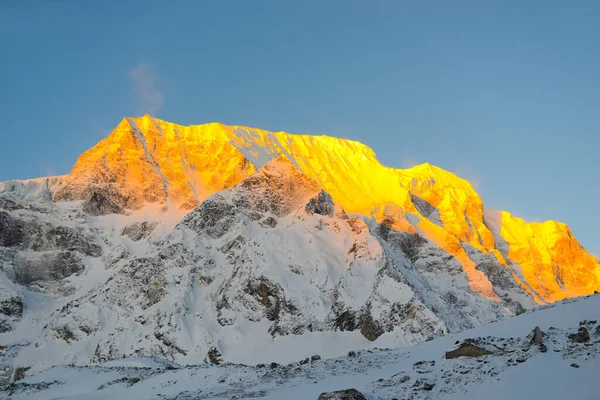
[0,115,598,383]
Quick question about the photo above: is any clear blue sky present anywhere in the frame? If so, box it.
[1,1,598,255]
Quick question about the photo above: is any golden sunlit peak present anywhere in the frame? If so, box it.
[41,116,599,304]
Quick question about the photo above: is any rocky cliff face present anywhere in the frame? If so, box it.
[0,116,598,376]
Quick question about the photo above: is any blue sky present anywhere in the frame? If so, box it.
[1,1,598,255]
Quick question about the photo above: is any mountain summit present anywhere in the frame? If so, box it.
[9,115,596,303]
[0,116,598,376]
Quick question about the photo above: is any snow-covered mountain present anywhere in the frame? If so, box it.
[0,115,598,385]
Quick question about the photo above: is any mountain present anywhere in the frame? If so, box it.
[0,115,598,382]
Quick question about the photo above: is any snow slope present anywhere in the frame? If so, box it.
[5,294,599,400]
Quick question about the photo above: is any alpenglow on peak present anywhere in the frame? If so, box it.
[2,115,599,304]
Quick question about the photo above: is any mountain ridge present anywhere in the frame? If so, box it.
[1,115,598,304]
[0,115,599,380]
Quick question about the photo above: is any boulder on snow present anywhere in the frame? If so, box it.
[204,346,223,365]
[413,379,435,391]
[528,326,545,345]
[445,339,492,359]
[568,327,590,343]
[360,313,384,341]
[317,388,367,400]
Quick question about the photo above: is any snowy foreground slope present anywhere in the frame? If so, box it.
[4,294,599,399]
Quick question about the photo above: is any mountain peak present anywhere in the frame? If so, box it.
[2,117,598,302]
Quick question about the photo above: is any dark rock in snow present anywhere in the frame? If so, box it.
[528,326,545,345]
[0,297,23,318]
[445,340,492,359]
[317,388,367,400]
[121,221,159,241]
[413,360,436,374]
[0,319,13,333]
[413,379,435,391]
[83,191,125,216]
[305,191,335,217]
[568,327,590,343]
[204,346,223,365]
[13,366,30,382]
[360,313,384,341]
[0,211,25,247]
[14,251,84,285]
[334,310,357,332]
[260,216,278,228]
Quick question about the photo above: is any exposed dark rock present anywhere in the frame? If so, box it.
[270,362,279,369]
[386,231,427,262]
[13,367,30,382]
[204,346,223,365]
[528,326,545,345]
[377,214,394,241]
[317,388,367,400]
[476,261,530,310]
[411,194,437,219]
[305,191,334,217]
[413,360,436,374]
[14,251,85,285]
[55,325,76,342]
[260,216,278,228]
[311,355,321,362]
[2,218,102,256]
[0,197,26,211]
[568,327,590,343]
[0,297,23,318]
[182,196,238,239]
[413,379,435,391]
[570,363,580,368]
[299,357,310,365]
[83,191,125,216]
[121,221,159,241]
[0,211,24,247]
[334,310,357,331]
[0,319,12,333]
[348,351,356,358]
[359,313,384,341]
[445,340,492,359]
[79,325,92,335]
[244,278,282,321]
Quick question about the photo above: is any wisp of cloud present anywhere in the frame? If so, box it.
[129,63,164,116]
